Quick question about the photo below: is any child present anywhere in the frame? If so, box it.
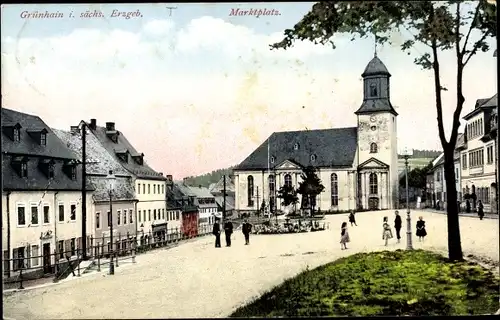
[416,216,427,241]
[382,216,393,246]
[340,222,350,250]
[349,211,357,226]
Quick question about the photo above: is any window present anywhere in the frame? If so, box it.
[154,209,157,220]
[268,175,275,194]
[293,143,299,150]
[14,128,20,142]
[96,212,100,229]
[455,168,459,182]
[48,163,55,179]
[71,166,76,180]
[39,132,47,146]
[270,156,275,164]
[162,185,164,194]
[58,204,64,222]
[137,183,140,194]
[20,162,28,178]
[43,205,50,224]
[331,173,338,206]
[369,173,378,195]
[143,210,146,222]
[148,209,151,221]
[153,184,156,194]
[31,245,39,267]
[13,247,25,271]
[371,126,377,131]
[17,205,26,226]
[130,210,133,224]
[58,240,64,259]
[369,83,378,97]
[142,184,145,194]
[485,187,490,204]
[284,174,292,188]
[247,176,254,207]
[167,212,170,221]
[310,154,317,161]
[117,210,121,225]
[462,154,467,169]
[162,209,165,220]
[487,145,494,164]
[123,209,127,224]
[469,148,485,167]
[70,238,76,256]
[108,211,112,227]
[30,204,39,225]
[176,211,180,220]
[370,143,378,153]
[70,204,76,221]
[148,184,151,194]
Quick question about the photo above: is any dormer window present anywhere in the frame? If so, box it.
[63,160,78,180]
[11,156,28,178]
[2,123,23,142]
[115,150,129,163]
[310,154,317,161]
[270,156,275,164]
[105,122,119,143]
[132,153,144,165]
[370,83,378,97]
[293,143,300,150]
[39,159,55,179]
[26,128,48,146]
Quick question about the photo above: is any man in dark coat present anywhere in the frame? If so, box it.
[212,219,221,248]
[394,210,402,243]
[478,200,484,220]
[242,219,253,245]
[348,211,357,226]
[224,219,234,247]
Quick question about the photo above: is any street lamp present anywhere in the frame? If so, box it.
[402,147,414,250]
[106,170,116,275]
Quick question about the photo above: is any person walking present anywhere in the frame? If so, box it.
[242,219,253,245]
[339,222,350,250]
[416,216,427,241]
[348,211,357,226]
[382,216,393,246]
[394,210,402,243]
[212,219,221,248]
[477,200,484,220]
[224,219,234,247]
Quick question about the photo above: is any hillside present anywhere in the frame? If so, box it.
[182,166,235,188]
[398,149,441,159]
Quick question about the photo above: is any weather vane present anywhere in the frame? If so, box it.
[166,6,177,16]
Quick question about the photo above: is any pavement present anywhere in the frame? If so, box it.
[3,209,499,319]
[420,208,499,220]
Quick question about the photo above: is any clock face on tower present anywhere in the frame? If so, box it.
[370,115,377,123]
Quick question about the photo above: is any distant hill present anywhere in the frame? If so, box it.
[398,149,441,159]
[182,166,235,188]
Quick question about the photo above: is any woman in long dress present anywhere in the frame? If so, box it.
[382,216,393,246]
[340,222,350,250]
[416,216,427,241]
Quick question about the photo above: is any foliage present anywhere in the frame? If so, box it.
[270,0,496,261]
[277,184,299,207]
[400,162,433,189]
[183,166,235,188]
[230,250,500,317]
[297,166,325,213]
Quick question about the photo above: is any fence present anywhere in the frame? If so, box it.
[2,224,214,290]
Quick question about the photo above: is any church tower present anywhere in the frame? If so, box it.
[355,55,399,210]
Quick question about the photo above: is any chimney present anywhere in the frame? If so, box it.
[105,122,115,131]
[89,119,97,130]
[183,177,187,185]
[70,126,80,135]
[159,172,163,176]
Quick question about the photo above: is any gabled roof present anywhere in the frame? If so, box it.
[235,127,358,171]
[87,176,136,202]
[186,185,215,199]
[358,157,389,169]
[209,176,235,194]
[355,99,398,116]
[463,93,497,120]
[89,124,166,181]
[214,196,235,211]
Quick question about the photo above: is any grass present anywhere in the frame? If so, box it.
[230,250,500,317]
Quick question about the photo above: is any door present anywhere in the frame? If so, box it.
[42,243,51,274]
[368,197,379,211]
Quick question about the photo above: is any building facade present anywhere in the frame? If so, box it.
[53,127,138,255]
[165,175,182,231]
[233,55,399,213]
[458,94,498,213]
[210,176,236,219]
[1,108,93,277]
[172,182,199,236]
[85,119,168,240]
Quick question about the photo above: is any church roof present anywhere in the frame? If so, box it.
[235,127,358,171]
[362,56,391,77]
[355,99,398,116]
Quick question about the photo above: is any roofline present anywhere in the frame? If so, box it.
[462,105,495,120]
[2,151,79,161]
[234,164,354,171]
[2,187,95,192]
[94,198,139,204]
[354,108,399,117]
[361,71,392,78]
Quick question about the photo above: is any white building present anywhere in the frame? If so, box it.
[2,108,93,278]
[233,55,399,212]
[457,94,498,213]
[85,119,168,240]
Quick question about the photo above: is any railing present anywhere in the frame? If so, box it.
[3,225,214,290]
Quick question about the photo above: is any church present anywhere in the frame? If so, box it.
[233,55,399,213]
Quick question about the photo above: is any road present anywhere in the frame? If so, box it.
[3,209,498,319]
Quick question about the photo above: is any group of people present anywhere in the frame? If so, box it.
[212,219,253,247]
[340,210,428,249]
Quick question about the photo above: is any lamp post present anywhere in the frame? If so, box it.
[402,148,414,250]
[107,170,116,275]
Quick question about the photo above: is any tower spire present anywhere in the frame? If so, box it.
[374,34,378,57]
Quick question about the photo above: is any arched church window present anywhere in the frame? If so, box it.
[369,173,378,195]
[284,174,292,188]
[331,173,338,206]
[247,176,254,207]
[370,143,378,153]
[270,156,275,164]
[310,154,317,161]
[369,83,378,97]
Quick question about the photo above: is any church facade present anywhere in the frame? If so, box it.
[233,55,400,213]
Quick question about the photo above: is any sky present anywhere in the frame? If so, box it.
[1,2,497,179]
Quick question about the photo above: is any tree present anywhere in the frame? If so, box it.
[277,184,299,210]
[297,166,326,215]
[400,162,434,189]
[270,1,496,261]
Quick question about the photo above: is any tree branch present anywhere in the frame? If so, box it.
[463,31,491,66]
[431,38,448,147]
[461,1,481,57]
